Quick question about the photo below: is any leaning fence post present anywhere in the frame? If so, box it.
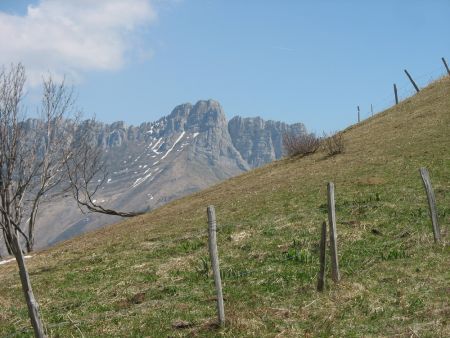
[317,221,327,291]
[404,69,420,93]
[442,57,450,76]
[327,182,341,283]
[207,205,225,325]
[419,168,441,243]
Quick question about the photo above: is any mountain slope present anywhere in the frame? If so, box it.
[28,100,304,249]
[0,77,449,337]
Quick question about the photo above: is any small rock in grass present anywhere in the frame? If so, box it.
[130,292,146,304]
[172,320,193,329]
[371,228,383,235]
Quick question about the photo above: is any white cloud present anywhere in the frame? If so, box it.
[0,0,157,85]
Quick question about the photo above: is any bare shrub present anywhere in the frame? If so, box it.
[282,132,321,157]
[323,131,345,156]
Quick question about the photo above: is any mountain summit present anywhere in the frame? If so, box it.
[30,100,305,249]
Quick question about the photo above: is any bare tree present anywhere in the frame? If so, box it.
[0,73,77,255]
[0,64,141,337]
[0,63,49,337]
[25,77,80,252]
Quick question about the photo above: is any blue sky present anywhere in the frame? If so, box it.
[0,0,449,133]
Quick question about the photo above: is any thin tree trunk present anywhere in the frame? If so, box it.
[27,211,37,253]
[27,194,42,253]
[3,228,13,255]
[11,231,47,338]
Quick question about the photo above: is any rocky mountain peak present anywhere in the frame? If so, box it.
[161,103,192,135]
[187,99,226,132]
[161,99,227,135]
[19,99,307,250]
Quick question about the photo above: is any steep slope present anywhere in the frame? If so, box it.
[28,100,303,249]
[0,77,449,337]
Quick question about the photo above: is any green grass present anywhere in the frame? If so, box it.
[1,77,449,337]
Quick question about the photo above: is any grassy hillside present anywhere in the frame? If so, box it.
[1,77,449,337]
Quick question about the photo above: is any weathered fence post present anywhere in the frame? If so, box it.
[393,84,399,105]
[357,106,360,123]
[207,205,225,325]
[404,69,420,93]
[419,168,441,243]
[12,231,47,338]
[442,57,450,76]
[327,182,341,283]
[317,221,327,291]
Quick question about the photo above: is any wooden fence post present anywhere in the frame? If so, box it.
[12,231,47,338]
[357,106,360,123]
[327,182,341,283]
[419,168,441,243]
[442,57,450,76]
[207,205,225,325]
[404,69,420,93]
[393,84,399,105]
[317,221,327,291]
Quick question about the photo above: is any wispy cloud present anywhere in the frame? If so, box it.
[270,46,296,52]
[0,0,157,85]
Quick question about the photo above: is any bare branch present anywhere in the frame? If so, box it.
[64,121,144,217]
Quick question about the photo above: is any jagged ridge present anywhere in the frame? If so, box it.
[19,100,306,249]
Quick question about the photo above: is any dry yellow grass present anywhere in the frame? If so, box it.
[0,76,449,337]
